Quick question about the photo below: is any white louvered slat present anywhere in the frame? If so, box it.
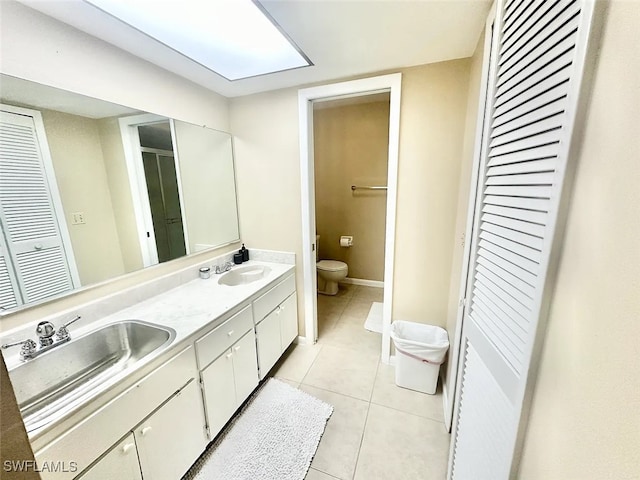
[0,255,18,309]
[451,1,592,477]
[480,221,545,251]
[486,158,556,176]
[493,82,569,128]
[479,230,542,264]
[491,98,565,138]
[0,109,74,306]
[451,343,514,480]
[487,143,558,167]
[481,212,546,238]
[503,0,536,35]
[16,247,72,303]
[478,237,540,274]
[498,2,581,73]
[501,0,574,55]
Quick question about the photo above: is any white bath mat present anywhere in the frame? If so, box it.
[183,378,333,480]
[364,302,383,333]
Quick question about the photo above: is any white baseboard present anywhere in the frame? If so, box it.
[295,335,313,345]
[342,277,384,288]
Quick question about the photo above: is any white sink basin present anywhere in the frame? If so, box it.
[218,265,271,286]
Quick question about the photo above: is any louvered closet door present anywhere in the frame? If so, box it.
[0,110,75,305]
[449,1,594,478]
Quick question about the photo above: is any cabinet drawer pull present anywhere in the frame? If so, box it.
[233,345,241,352]
[122,443,135,454]
[226,352,233,359]
[140,426,153,436]
[276,306,281,315]
[227,330,235,336]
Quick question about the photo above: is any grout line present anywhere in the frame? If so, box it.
[367,399,448,427]
[351,396,373,480]
[307,467,343,479]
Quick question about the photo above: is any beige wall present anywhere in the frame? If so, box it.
[518,2,640,478]
[97,117,145,273]
[41,109,126,286]
[231,59,472,335]
[392,60,471,326]
[314,99,390,282]
[442,29,486,404]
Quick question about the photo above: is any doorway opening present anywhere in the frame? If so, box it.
[119,113,189,268]
[137,123,186,263]
[313,94,390,343]
[298,73,402,363]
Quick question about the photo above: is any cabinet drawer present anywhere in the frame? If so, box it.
[77,433,141,480]
[35,346,197,480]
[253,273,295,322]
[196,305,253,369]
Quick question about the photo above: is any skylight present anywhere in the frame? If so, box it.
[84,0,311,80]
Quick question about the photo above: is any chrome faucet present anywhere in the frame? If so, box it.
[214,262,234,274]
[1,315,82,361]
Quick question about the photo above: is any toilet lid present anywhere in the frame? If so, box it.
[317,260,347,272]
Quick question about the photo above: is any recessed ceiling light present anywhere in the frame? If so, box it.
[84,0,312,80]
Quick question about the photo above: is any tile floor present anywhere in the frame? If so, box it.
[269,284,451,480]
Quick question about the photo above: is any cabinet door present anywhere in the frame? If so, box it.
[231,331,259,405]
[201,349,237,438]
[256,308,282,380]
[77,433,142,480]
[134,380,206,480]
[279,292,298,351]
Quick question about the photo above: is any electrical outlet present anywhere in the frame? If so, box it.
[71,212,85,225]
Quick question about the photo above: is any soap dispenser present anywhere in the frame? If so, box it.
[240,243,249,262]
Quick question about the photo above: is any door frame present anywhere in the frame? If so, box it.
[119,113,190,267]
[297,73,402,363]
[442,6,496,432]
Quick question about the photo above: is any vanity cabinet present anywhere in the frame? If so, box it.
[78,380,205,480]
[77,434,142,480]
[253,274,298,380]
[34,346,204,480]
[196,306,259,440]
[135,380,205,480]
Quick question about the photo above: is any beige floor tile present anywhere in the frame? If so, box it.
[334,283,357,298]
[371,363,444,422]
[300,385,370,480]
[273,343,323,383]
[319,322,382,355]
[318,311,341,337]
[354,404,450,480]
[317,296,349,317]
[273,377,300,389]
[305,468,340,479]
[341,298,376,320]
[302,345,379,401]
[353,286,384,302]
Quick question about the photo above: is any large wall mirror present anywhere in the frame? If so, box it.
[0,74,240,313]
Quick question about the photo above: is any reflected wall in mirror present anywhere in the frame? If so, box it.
[0,75,240,312]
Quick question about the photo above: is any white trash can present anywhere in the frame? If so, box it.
[390,321,449,394]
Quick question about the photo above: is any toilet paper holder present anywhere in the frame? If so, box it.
[340,236,353,247]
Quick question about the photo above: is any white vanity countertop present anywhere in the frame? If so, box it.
[71,260,295,344]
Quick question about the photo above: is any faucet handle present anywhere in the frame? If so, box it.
[36,321,56,346]
[1,339,37,359]
[56,315,81,342]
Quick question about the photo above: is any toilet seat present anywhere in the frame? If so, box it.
[317,260,347,272]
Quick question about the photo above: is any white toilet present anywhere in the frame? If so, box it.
[316,235,348,295]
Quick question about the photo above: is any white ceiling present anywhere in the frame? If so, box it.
[18,0,491,98]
